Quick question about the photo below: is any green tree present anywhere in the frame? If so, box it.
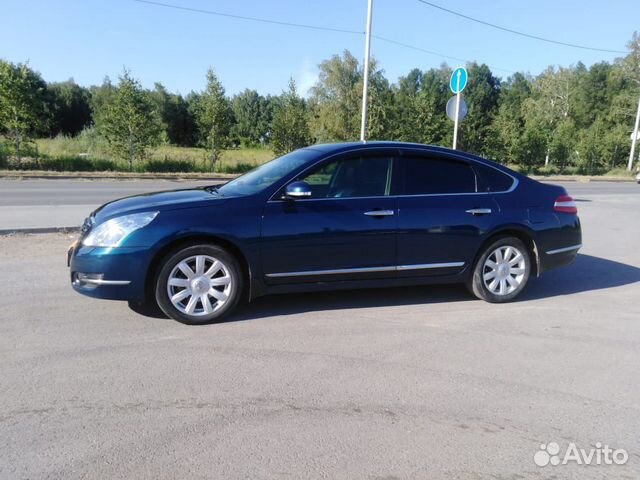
[458,63,501,157]
[195,69,233,171]
[0,60,48,164]
[622,31,640,89]
[491,72,532,163]
[231,89,271,146]
[89,77,116,118]
[522,66,573,166]
[618,32,640,170]
[366,68,394,140]
[150,83,197,146]
[571,62,613,128]
[391,68,423,142]
[47,79,92,136]
[415,66,451,146]
[93,70,162,171]
[548,117,577,171]
[309,50,362,142]
[518,118,549,171]
[271,79,311,156]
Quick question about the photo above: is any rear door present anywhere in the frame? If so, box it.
[261,150,399,284]
[396,151,498,277]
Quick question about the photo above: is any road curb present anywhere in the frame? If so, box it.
[0,226,80,236]
[0,171,238,181]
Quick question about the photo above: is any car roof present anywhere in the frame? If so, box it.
[304,141,475,157]
[303,141,498,163]
[300,141,525,180]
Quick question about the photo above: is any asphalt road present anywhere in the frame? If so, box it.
[0,179,217,231]
[1,183,639,479]
[0,178,638,231]
[0,179,216,206]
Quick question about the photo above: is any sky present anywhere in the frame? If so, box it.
[1,0,638,97]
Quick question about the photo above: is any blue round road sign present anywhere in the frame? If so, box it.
[450,67,468,94]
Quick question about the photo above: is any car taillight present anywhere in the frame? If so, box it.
[554,195,577,214]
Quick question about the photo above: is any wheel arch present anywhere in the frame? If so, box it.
[474,227,540,278]
[145,234,253,303]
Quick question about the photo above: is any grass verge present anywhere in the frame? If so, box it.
[0,136,274,174]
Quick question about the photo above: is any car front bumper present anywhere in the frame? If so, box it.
[69,242,149,301]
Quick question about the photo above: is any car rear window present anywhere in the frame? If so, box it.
[473,163,515,192]
[403,156,476,195]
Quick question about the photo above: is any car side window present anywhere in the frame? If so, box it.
[300,155,392,198]
[473,163,515,192]
[403,155,476,195]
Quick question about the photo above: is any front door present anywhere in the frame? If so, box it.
[261,152,398,284]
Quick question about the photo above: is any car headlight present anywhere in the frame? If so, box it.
[83,211,159,247]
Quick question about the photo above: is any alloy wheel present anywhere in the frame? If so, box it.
[482,245,526,296]
[166,255,232,316]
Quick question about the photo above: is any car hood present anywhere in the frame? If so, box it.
[92,187,226,222]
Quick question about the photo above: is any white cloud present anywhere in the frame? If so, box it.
[296,57,317,98]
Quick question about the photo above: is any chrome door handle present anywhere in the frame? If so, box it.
[364,209,395,217]
[465,208,492,215]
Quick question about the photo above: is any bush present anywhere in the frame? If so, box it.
[0,141,8,169]
[533,164,562,176]
[1,151,124,172]
[530,165,584,176]
[604,168,635,178]
[37,155,121,172]
[218,162,256,174]
[36,130,109,159]
[141,158,201,173]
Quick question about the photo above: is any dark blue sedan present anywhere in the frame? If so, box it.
[68,142,582,324]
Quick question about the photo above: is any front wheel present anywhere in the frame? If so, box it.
[155,244,243,324]
[468,237,531,303]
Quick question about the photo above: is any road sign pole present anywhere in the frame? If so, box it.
[452,71,461,150]
[453,92,461,149]
[628,95,640,171]
[447,67,468,148]
[360,0,373,142]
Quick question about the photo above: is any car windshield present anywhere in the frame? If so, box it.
[216,148,319,197]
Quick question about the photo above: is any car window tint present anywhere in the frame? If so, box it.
[473,163,515,192]
[301,156,391,198]
[303,161,338,187]
[403,156,476,195]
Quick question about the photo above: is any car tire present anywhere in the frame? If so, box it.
[155,244,243,325]
[128,299,166,319]
[468,236,531,303]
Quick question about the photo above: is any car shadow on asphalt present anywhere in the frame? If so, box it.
[230,284,474,322]
[520,253,640,300]
[128,254,640,323]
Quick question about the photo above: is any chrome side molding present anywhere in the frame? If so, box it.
[397,262,465,271]
[545,244,582,255]
[266,262,464,278]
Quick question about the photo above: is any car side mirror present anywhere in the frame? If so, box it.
[285,181,312,199]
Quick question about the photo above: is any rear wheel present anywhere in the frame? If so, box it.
[468,236,531,303]
[155,244,242,324]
